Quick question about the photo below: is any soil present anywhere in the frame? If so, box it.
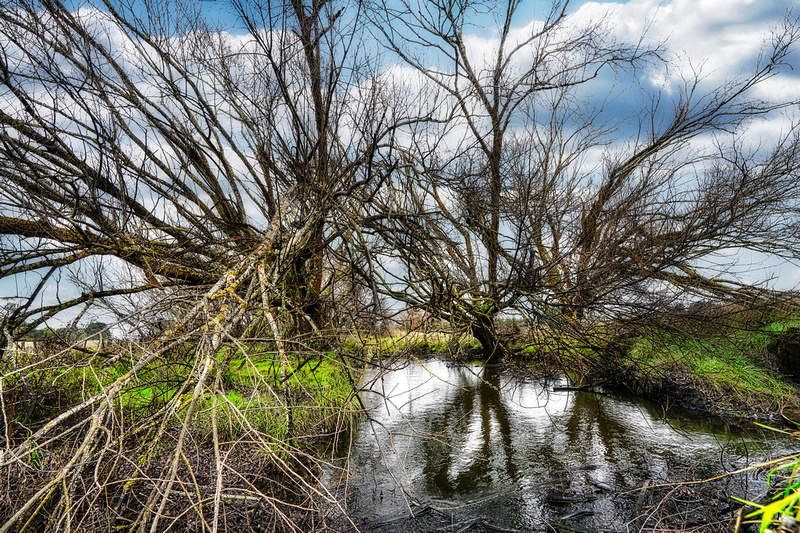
[598,368,800,427]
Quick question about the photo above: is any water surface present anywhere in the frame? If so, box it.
[336,359,792,531]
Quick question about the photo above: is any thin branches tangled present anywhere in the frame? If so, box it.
[1,190,362,532]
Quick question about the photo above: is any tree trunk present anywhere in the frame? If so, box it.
[471,315,511,361]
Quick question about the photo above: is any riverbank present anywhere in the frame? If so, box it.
[598,324,800,424]
[4,323,795,532]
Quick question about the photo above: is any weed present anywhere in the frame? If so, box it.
[624,320,799,412]
[734,427,800,532]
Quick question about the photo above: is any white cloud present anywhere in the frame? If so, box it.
[580,0,799,91]
[790,265,800,287]
[754,76,800,103]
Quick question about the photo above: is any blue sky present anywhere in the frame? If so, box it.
[573,0,800,290]
[372,0,800,289]
[504,0,800,289]
[2,0,799,330]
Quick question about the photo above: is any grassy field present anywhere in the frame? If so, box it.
[2,341,364,462]
[0,340,367,531]
[340,329,481,357]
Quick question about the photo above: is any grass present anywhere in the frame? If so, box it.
[734,426,800,532]
[1,341,365,533]
[623,318,800,413]
[2,342,360,458]
[8,313,798,452]
[341,330,481,357]
[209,351,360,446]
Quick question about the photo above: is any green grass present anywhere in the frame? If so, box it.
[3,343,359,458]
[624,319,800,412]
[341,330,481,357]
[216,352,360,445]
[734,426,800,532]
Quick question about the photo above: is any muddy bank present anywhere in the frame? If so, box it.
[470,339,800,425]
[597,368,800,425]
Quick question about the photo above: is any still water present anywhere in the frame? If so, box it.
[334,359,794,532]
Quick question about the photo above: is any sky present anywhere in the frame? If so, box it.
[570,0,800,289]
[561,0,799,289]
[2,0,800,330]
[375,0,800,289]
[587,0,800,288]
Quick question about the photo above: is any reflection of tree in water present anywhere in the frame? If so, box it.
[565,391,627,459]
[560,390,670,486]
[351,363,781,533]
[412,371,672,499]
[417,365,518,495]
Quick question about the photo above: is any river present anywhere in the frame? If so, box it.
[329,359,795,532]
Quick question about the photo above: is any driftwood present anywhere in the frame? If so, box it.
[559,508,594,521]
[439,517,524,533]
[552,385,596,393]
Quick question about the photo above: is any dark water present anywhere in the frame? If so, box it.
[333,359,795,532]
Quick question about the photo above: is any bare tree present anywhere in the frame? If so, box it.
[366,0,800,360]
[0,0,397,336]
[364,0,654,356]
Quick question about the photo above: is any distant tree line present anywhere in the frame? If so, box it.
[19,322,110,341]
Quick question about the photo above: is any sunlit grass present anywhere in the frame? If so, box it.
[341,330,481,357]
[211,352,360,447]
[626,320,800,411]
[2,343,359,459]
[733,426,800,533]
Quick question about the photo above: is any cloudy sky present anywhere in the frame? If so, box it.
[376,0,800,288]
[574,0,800,288]
[3,0,799,329]
[578,0,798,90]
[514,0,800,288]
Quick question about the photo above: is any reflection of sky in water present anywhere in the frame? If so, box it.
[345,360,791,531]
